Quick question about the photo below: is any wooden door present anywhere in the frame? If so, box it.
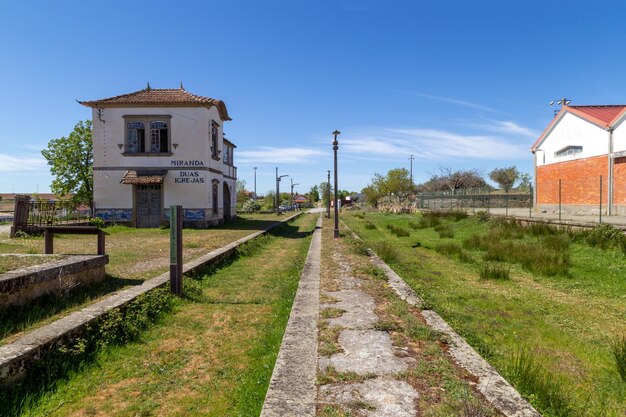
[136,185,162,228]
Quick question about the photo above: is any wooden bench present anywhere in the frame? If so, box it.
[43,226,107,256]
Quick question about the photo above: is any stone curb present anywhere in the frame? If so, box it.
[0,212,302,384]
[260,213,321,417]
[341,220,542,417]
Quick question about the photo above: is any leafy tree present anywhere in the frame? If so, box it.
[261,191,275,211]
[517,173,532,192]
[308,185,320,203]
[362,184,382,207]
[384,168,414,200]
[319,182,331,209]
[236,179,249,209]
[41,120,93,212]
[489,166,520,193]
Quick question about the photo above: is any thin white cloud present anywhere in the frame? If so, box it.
[411,93,502,114]
[237,147,325,164]
[468,119,539,138]
[0,154,47,171]
[340,128,528,162]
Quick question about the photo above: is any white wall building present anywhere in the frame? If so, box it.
[80,85,237,227]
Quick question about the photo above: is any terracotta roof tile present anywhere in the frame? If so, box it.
[80,87,231,121]
[120,170,167,185]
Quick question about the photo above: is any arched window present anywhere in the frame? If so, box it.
[127,121,145,153]
[150,121,168,153]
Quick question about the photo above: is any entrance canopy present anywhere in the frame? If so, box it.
[121,170,167,185]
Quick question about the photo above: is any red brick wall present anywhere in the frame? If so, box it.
[614,157,626,206]
[536,155,608,205]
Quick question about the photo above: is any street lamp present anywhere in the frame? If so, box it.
[275,167,288,215]
[326,170,331,219]
[253,167,257,200]
[332,130,340,238]
[290,179,299,211]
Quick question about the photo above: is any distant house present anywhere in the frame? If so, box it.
[293,195,310,208]
[80,85,237,227]
[531,105,626,215]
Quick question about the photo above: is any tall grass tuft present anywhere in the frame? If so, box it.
[371,241,399,263]
[508,347,573,417]
[435,242,462,257]
[435,223,455,238]
[479,262,510,280]
[386,224,410,237]
[584,223,626,255]
[364,221,377,230]
[611,335,626,383]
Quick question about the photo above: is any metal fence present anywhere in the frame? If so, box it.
[11,196,90,236]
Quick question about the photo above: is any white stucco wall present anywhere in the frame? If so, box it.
[535,112,608,166]
[611,117,626,154]
[91,104,236,223]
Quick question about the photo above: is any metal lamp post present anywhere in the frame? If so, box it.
[290,179,299,211]
[253,167,257,200]
[275,167,288,215]
[333,130,340,238]
[326,170,331,219]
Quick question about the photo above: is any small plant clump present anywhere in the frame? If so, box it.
[435,242,462,257]
[371,241,399,263]
[479,262,510,280]
[434,223,455,238]
[364,221,377,230]
[386,223,410,237]
[583,223,626,255]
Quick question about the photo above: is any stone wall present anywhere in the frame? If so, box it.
[0,255,108,307]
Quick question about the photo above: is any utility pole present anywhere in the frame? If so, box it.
[409,154,415,184]
[326,170,331,219]
[290,179,299,211]
[275,167,288,215]
[333,130,340,238]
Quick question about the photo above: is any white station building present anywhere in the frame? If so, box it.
[80,85,237,227]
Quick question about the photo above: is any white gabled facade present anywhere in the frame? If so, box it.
[81,86,237,227]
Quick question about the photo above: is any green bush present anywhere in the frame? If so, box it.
[585,223,626,254]
[241,199,262,213]
[88,216,106,229]
[386,223,410,237]
[364,221,377,230]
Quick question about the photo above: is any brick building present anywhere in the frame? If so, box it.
[531,105,626,215]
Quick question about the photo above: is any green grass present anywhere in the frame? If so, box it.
[343,211,626,417]
[0,213,294,344]
[9,213,317,417]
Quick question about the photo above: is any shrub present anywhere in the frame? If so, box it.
[479,262,510,280]
[353,212,365,219]
[88,216,106,229]
[475,210,490,222]
[241,199,261,213]
[611,335,626,383]
[585,223,626,254]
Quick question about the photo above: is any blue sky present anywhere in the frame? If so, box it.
[1,0,625,196]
